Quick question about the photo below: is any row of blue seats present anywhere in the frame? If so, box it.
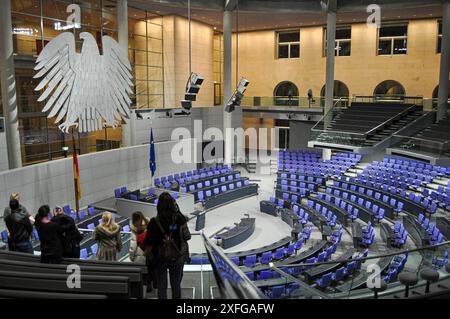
[114,186,129,198]
[417,214,444,245]
[278,181,316,192]
[155,165,233,185]
[276,189,308,204]
[361,222,375,247]
[279,173,324,185]
[235,229,313,268]
[181,174,241,192]
[380,157,449,175]
[369,162,447,179]
[333,180,405,216]
[362,167,437,187]
[264,284,300,299]
[247,242,340,282]
[323,188,388,221]
[315,250,368,289]
[383,254,407,283]
[195,180,250,202]
[392,222,408,247]
[156,169,237,189]
[306,200,340,228]
[432,252,448,270]
[352,177,441,214]
[80,243,98,260]
[334,152,363,160]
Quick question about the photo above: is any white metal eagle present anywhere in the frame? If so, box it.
[34,32,133,133]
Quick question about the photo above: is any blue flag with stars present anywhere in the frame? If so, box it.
[149,128,156,177]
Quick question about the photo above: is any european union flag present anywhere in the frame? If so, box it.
[149,128,156,177]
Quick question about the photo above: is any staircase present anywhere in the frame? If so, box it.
[309,102,424,154]
[387,113,450,165]
[361,110,423,147]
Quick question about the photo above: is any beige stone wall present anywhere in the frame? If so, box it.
[163,16,214,108]
[233,19,441,99]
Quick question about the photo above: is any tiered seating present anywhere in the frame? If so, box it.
[361,222,375,247]
[357,157,449,213]
[307,197,349,226]
[278,150,362,176]
[319,187,387,223]
[392,222,408,247]
[417,214,445,245]
[383,254,408,283]
[306,198,339,228]
[313,249,362,289]
[155,164,235,190]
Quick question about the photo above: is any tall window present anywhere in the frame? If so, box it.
[378,25,408,55]
[277,31,300,59]
[437,20,443,54]
[324,27,351,57]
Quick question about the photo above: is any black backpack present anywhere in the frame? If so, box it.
[154,218,182,263]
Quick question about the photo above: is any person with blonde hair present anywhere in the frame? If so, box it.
[92,211,122,261]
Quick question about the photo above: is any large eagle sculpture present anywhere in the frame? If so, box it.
[34,32,133,133]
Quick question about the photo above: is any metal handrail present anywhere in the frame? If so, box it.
[365,103,420,136]
[278,240,450,269]
[310,102,367,137]
[201,232,267,299]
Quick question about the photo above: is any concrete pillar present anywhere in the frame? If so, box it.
[0,0,22,169]
[223,10,233,164]
[324,2,337,118]
[437,0,450,121]
[322,149,332,161]
[117,0,134,146]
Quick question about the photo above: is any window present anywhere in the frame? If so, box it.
[274,81,299,106]
[320,80,350,107]
[378,25,408,55]
[374,80,405,97]
[437,20,442,54]
[277,31,300,59]
[324,27,351,57]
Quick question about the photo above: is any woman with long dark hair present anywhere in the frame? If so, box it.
[34,205,64,264]
[144,192,188,299]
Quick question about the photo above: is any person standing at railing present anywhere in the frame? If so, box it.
[4,199,34,254]
[144,192,188,299]
[129,211,157,292]
[35,205,64,264]
[52,206,84,258]
[92,211,122,261]
[3,192,34,225]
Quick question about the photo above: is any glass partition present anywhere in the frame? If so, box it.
[202,239,450,299]
[390,135,450,157]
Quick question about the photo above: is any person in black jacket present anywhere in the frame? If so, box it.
[35,205,64,264]
[145,192,187,299]
[52,206,84,258]
[4,199,33,254]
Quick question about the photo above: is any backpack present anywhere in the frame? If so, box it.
[154,218,182,263]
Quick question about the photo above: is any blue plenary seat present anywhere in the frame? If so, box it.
[90,243,98,255]
[315,273,332,288]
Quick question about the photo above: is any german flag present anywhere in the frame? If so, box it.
[73,148,81,201]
